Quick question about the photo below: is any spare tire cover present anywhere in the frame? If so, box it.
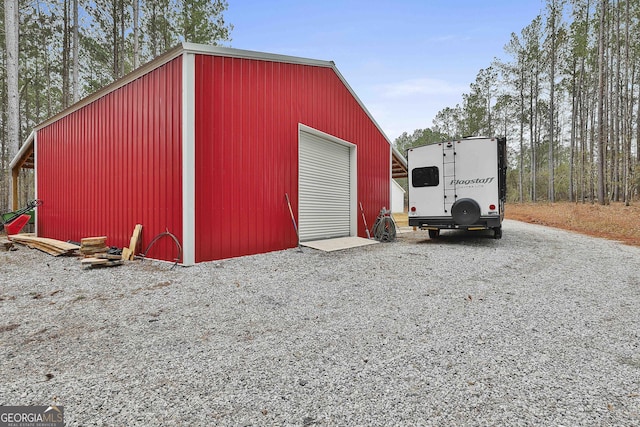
[451,198,481,225]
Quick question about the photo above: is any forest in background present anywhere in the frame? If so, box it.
[0,0,232,213]
[3,0,639,214]
[395,0,640,206]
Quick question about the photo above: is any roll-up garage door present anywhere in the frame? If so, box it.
[299,130,352,242]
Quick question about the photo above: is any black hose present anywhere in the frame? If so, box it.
[139,230,183,269]
[372,208,397,242]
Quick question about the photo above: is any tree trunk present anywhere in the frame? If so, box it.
[133,0,140,68]
[4,0,20,210]
[119,0,125,77]
[112,0,119,79]
[62,0,71,108]
[73,0,79,102]
[519,67,525,203]
[569,58,576,203]
[637,67,640,165]
[623,0,631,205]
[547,0,558,203]
[612,1,621,202]
[597,0,607,205]
[530,77,537,202]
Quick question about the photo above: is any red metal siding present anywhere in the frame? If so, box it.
[36,58,183,262]
[194,55,390,262]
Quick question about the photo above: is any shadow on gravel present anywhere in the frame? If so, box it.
[413,229,499,246]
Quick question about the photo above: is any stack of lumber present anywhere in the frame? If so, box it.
[79,236,125,268]
[81,223,141,267]
[81,253,124,268]
[80,236,108,256]
[9,234,79,256]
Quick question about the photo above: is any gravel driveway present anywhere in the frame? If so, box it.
[1,219,639,426]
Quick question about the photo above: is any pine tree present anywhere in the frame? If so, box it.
[4,0,19,209]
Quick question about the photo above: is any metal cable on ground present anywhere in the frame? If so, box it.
[139,230,183,269]
[372,208,397,242]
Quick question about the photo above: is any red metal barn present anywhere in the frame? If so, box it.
[12,44,407,265]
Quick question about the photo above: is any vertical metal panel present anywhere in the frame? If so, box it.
[194,55,390,262]
[36,58,183,262]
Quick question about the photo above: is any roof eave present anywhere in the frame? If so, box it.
[181,42,335,68]
[10,131,35,170]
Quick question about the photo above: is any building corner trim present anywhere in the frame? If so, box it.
[182,53,196,266]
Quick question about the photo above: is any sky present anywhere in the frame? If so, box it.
[224,0,546,142]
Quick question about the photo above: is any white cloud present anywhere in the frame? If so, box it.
[355,76,468,139]
[366,94,464,141]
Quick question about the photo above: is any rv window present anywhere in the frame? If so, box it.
[412,167,439,187]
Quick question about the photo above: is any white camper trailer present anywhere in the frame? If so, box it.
[407,136,507,239]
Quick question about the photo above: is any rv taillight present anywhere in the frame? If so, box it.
[410,207,416,212]
[489,204,496,210]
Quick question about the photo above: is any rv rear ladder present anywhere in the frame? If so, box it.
[442,142,457,213]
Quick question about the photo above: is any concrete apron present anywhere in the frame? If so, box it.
[300,236,378,252]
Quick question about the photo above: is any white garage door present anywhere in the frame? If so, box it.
[299,130,352,242]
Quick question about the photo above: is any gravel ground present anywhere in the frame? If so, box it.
[1,219,639,426]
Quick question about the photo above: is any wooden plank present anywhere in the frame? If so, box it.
[93,253,122,260]
[12,169,19,211]
[81,257,109,265]
[22,242,64,256]
[81,236,107,243]
[80,246,108,252]
[9,235,80,252]
[80,236,108,246]
[80,246,107,251]
[121,247,132,261]
[9,235,79,257]
[80,246,108,255]
[81,257,123,267]
[127,224,143,260]
[80,243,108,249]
[12,240,66,255]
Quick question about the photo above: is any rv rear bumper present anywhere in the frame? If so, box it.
[408,215,502,229]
